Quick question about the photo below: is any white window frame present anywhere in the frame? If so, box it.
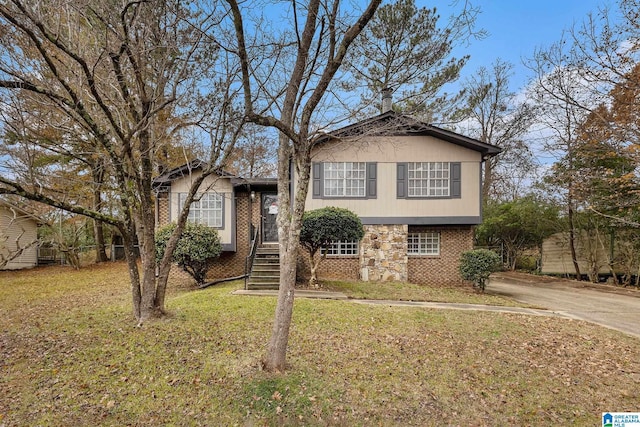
[326,240,360,257]
[178,193,223,228]
[408,162,450,197]
[408,232,440,256]
[323,162,366,197]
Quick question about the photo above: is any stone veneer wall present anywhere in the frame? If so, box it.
[407,226,474,286]
[359,224,408,282]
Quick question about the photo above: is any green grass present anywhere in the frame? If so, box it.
[1,263,639,426]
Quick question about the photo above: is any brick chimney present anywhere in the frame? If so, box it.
[381,87,392,113]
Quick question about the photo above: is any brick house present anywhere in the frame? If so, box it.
[154,110,500,287]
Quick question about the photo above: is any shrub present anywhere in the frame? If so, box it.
[300,207,364,287]
[155,222,222,285]
[459,249,502,292]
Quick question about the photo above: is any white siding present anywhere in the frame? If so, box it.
[168,172,234,246]
[303,135,482,220]
[0,205,38,270]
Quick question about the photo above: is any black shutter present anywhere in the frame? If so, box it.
[367,162,377,198]
[397,163,407,198]
[450,162,461,198]
[312,162,322,198]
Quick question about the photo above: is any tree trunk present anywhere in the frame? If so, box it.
[308,249,319,288]
[262,138,312,372]
[92,164,108,263]
[93,219,108,263]
[262,238,297,371]
[138,191,162,322]
[482,157,493,203]
[121,221,142,321]
[568,204,582,280]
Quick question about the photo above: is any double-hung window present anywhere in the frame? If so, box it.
[312,162,376,199]
[397,162,460,199]
[408,162,450,197]
[326,240,360,256]
[323,162,366,197]
[178,193,223,228]
[407,232,440,256]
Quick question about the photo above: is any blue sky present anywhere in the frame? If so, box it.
[428,0,616,91]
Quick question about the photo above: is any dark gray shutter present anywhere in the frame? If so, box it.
[366,162,377,198]
[312,162,322,198]
[450,162,461,198]
[219,193,225,229]
[397,163,407,198]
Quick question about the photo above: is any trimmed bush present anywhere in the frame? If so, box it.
[300,207,364,287]
[155,222,222,285]
[459,249,502,292]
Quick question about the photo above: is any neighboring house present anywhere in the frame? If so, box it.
[0,200,40,270]
[541,231,639,281]
[155,110,500,287]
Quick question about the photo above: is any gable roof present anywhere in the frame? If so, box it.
[315,111,502,157]
[152,159,237,190]
[0,199,43,223]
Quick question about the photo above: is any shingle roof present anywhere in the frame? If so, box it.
[315,111,502,157]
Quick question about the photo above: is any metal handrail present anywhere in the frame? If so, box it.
[244,224,260,290]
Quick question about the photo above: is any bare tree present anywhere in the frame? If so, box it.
[526,0,640,279]
[227,124,277,178]
[462,59,536,202]
[0,0,245,322]
[226,0,381,371]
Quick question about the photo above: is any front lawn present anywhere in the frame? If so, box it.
[1,263,639,426]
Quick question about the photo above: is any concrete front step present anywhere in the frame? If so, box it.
[251,269,280,275]
[247,245,281,290]
[246,282,280,290]
[251,275,280,281]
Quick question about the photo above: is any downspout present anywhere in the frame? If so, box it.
[248,184,253,250]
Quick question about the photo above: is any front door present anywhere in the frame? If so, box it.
[262,193,279,242]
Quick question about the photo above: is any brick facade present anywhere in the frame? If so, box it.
[297,252,360,284]
[296,225,473,287]
[204,190,265,280]
[157,191,169,225]
[156,187,267,282]
[157,187,474,287]
[407,226,474,286]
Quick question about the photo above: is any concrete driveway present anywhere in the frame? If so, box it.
[487,272,640,339]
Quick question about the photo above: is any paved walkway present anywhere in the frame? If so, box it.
[234,276,640,340]
[232,290,576,319]
[232,289,349,300]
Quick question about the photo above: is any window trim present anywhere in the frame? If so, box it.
[325,240,360,257]
[407,231,440,256]
[408,162,450,197]
[397,162,461,199]
[178,192,225,229]
[323,162,367,197]
[312,162,377,199]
